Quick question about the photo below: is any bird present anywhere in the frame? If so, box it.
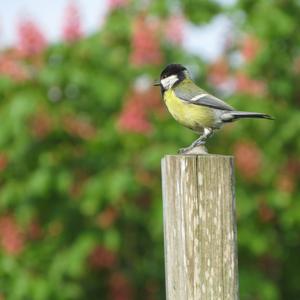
[154,63,273,153]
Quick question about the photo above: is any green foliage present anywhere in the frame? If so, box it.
[0,1,299,299]
[182,0,221,24]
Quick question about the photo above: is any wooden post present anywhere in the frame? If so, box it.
[161,155,239,300]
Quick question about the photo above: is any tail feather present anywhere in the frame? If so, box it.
[221,111,274,122]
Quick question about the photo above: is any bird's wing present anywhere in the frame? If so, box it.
[174,80,234,111]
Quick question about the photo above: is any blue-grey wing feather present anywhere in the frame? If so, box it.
[174,80,234,111]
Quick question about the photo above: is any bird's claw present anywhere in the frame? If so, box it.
[178,144,208,155]
[178,147,190,154]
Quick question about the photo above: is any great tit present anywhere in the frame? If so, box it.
[154,63,273,153]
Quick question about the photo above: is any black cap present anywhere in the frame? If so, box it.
[160,64,187,79]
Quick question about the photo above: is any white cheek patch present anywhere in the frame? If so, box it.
[160,75,179,89]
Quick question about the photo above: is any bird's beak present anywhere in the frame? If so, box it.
[153,79,160,86]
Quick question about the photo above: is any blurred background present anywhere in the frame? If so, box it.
[0,0,299,299]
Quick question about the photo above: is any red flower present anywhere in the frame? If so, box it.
[88,245,117,269]
[63,115,97,140]
[234,141,262,179]
[0,153,8,172]
[27,220,43,240]
[235,72,266,95]
[17,18,46,57]
[241,35,260,62]
[164,15,185,45]
[108,0,129,10]
[108,272,133,300]
[130,15,163,66]
[118,76,163,135]
[277,173,295,193]
[30,112,53,139]
[258,199,275,223]
[0,215,24,255]
[208,57,230,85]
[277,158,300,193]
[118,85,162,134]
[62,1,82,42]
[97,207,119,229]
[0,53,29,81]
[118,92,152,134]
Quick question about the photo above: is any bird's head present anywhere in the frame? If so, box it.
[154,64,190,90]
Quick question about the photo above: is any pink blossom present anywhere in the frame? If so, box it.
[27,219,43,240]
[88,245,117,269]
[118,95,153,134]
[30,111,53,138]
[241,35,260,62]
[0,152,8,171]
[234,141,262,179]
[235,72,266,95]
[17,19,46,57]
[108,0,129,10]
[258,200,275,223]
[62,1,82,42]
[277,173,295,193]
[164,15,185,45]
[277,158,300,193]
[0,215,24,255]
[130,15,163,66]
[208,57,230,85]
[97,207,118,229]
[108,272,133,300]
[63,115,97,140]
[118,87,162,134]
[0,53,29,81]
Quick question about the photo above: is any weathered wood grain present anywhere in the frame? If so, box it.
[161,155,239,300]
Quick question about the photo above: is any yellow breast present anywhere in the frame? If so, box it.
[163,89,216,132]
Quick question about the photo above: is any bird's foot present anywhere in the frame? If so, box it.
[178,147,191,154]
[178,144,208,155]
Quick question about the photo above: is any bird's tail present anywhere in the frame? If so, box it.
[221,111,274,122]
